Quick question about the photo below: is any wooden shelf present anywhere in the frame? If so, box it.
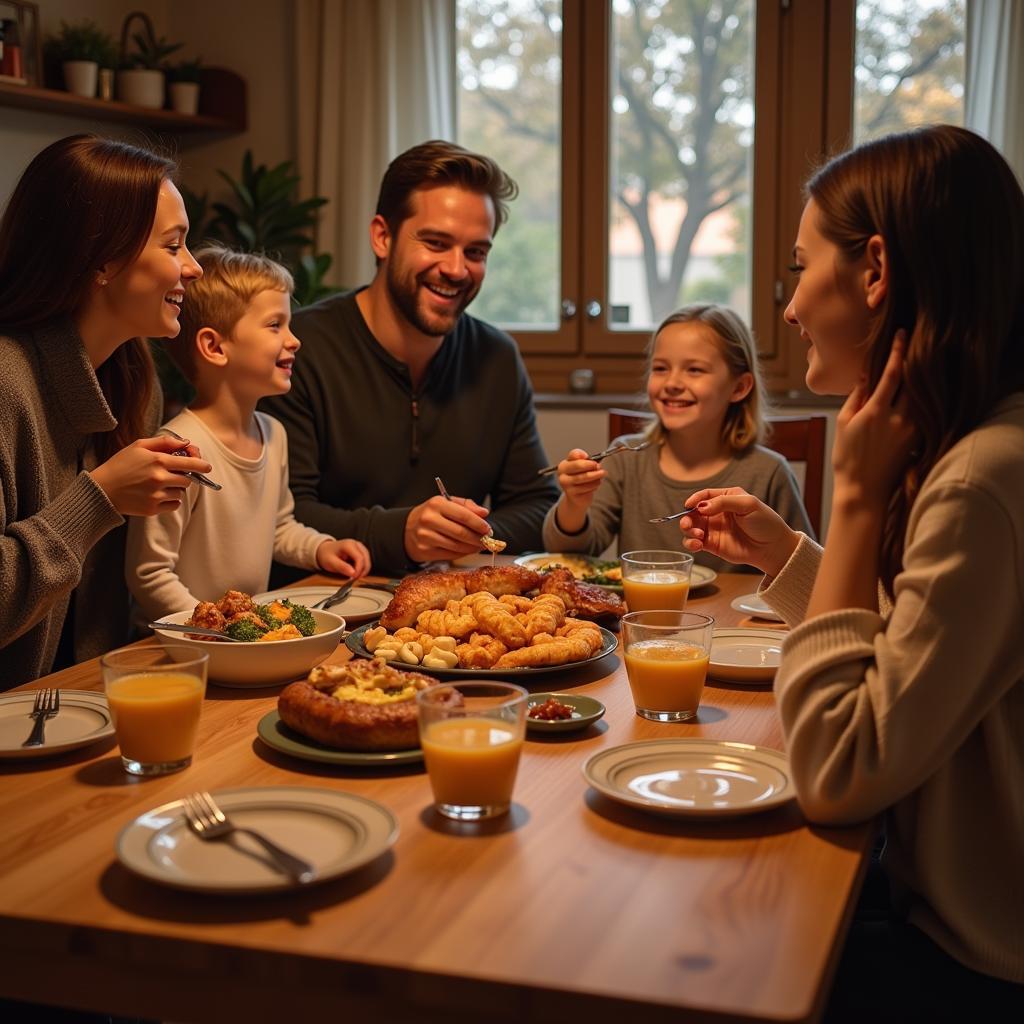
[0,67,246,134]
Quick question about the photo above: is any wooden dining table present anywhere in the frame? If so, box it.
[0,569,875,1023]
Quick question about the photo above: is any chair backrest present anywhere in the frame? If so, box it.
[607,407,828,536]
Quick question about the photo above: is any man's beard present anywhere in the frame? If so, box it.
[386,264,476,337]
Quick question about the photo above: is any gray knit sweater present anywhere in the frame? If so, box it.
[0,322,159,688]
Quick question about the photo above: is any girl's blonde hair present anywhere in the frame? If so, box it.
[166,243,294,382]
[642,303,771,451]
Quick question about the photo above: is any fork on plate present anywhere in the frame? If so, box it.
[537,437,651,477]
[22,688,60,747]
[182,791,316,884]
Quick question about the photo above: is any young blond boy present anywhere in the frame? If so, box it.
[126,245,370,621]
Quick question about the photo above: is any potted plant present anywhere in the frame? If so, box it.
[44,20,117,98]
[116,11,182,109]
[167,57,202,115]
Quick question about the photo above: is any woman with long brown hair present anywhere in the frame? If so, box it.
[678,124,1024,1017]
[0,135,211,687]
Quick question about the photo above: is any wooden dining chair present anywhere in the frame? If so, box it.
[607,407,828,536]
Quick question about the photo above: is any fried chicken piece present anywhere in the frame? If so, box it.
[379,571,468,630]
[462,565,543,596]
[415,604,479,639]
[463,592,529,649]
[188,601,226,631]
[216,589,257,618]
[455,632,508,669]
[538,567,625,619]
[523,593,567,640]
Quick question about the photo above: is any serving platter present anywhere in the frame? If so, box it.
[344,622,619,680]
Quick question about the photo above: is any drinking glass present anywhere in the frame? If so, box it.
[417,681,528,820]
[621,611,714,722]
[101,645,207,776]
[620,550,694,612]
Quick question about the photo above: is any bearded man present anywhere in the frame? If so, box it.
[260,140,558,575]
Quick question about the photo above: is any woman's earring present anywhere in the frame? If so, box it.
[98,277,108,286]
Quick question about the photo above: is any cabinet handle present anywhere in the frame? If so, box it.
[585,300,602,319]
[561,299,577,319]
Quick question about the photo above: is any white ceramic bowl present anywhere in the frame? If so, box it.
[152,609,346,687]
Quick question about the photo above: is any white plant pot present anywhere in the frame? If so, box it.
[63,61,98,98]
[168,81,200,116]
[117,68,165,109]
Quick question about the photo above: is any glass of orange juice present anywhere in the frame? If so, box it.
[621,550,695,612]
[417,681,528,821]
[621,611,714,722]
[101,646,207,776]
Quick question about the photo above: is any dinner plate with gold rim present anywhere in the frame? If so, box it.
[708,628,787,685]
[0,690,114,760]
[344,622,619,679]
[116,786,399,893]
[583,739,794,818]
[253,586,393,625]
[256,710,423,766]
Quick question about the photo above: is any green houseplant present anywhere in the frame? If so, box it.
[167,57,202,114]
[116,11,181,109]
[44,20,117,97]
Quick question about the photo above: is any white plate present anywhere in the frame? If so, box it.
[116,786,399,893]
[0,690,114,760]
[583,739,794,818]
[709,628,786,684]
[730,592,784,622]
[253,586,392,625]
[689,564,718,591]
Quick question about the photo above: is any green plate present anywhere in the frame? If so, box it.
[256,710,423,766]
[526,692,606,733]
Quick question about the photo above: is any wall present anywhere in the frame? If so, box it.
[0,1,294,216]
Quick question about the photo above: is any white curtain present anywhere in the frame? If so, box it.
[294,0,456,289]
[965,0,1024,183]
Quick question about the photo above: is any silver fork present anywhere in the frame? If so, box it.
[537,437,652,476]
[181,791,316,884]
[22,688,60,747]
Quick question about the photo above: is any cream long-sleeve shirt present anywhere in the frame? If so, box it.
[760,393,1024,984]
[126,409,333,621]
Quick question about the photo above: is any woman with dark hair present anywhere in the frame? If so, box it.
[0,134,211,688]
[678,124,1024,1018]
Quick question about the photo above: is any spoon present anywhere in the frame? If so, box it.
[537,437,651,477]
[149,622,244,641]
[648,509,691,524]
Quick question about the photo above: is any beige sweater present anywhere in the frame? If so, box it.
[125,409,333,621]
[0,323,160,688]
[762,393,1024,983]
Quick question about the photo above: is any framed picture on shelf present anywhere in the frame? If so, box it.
[0,0,41,86]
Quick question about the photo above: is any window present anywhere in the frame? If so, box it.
[456,1,965,395]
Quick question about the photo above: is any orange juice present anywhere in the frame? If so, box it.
[624,639,708,712]
[623,570,690,612]
[421,717,524,808]
[106,672,204,763]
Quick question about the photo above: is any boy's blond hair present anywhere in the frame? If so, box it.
[167,243,294,383]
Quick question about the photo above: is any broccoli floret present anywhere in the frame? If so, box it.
[280,600,317,637]
[224,617,269,642]
[254,604,277,629]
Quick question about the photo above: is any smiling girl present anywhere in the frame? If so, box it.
[679,126,1024,1018]
[542,303,812,569]
[0,135,211,687]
